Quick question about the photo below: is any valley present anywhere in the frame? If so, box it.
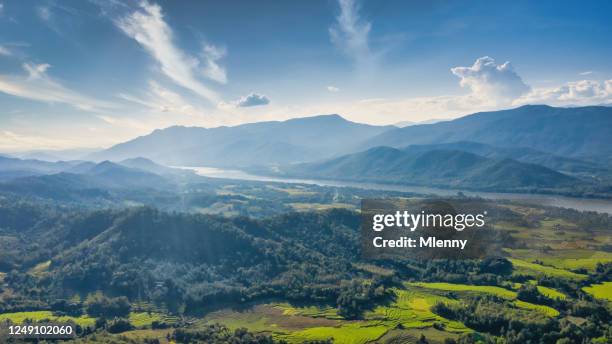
[0,105,611,343]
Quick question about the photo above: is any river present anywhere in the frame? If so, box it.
[179,166,612,214]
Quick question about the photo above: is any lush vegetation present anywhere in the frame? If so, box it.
[0,174,611,343]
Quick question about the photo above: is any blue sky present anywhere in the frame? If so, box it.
[0,0,611,151]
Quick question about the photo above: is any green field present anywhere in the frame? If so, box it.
[128,312,179,327]
[0,311,96,327]
[194,281,564,343]
[510,258,588,279]
[583,282,612,302]
[407,282,516,299]
[507,249,612,272]
[408,282,560,317]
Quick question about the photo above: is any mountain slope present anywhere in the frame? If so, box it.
[401,142,607,176]
[282,146,578,191]
[362,105,612,161]
[87,114,394,167]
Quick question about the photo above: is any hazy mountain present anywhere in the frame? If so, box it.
[88,114,394,167]
[401,142,607,176]
[394,118,447,127]
[0,160,173,201]
[11,148,100,161]
[282,146,578,191]
[0,156,81,180]
[118,157,183,176]
[363,105,612,161]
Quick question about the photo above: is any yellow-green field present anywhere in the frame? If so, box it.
[510,258,587,279]
[536,285,567,300]
[583,282,612,302]
[128,312,179,327]
[0,311,95,327]
[408,282,560,317]
[507,249,612,272]
[511,281,567,300]
[194,282,571,343]
[407,282,516,299]
[0,310,178,329]
[196,286,473,344]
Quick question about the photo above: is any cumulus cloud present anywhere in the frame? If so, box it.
[517,79,612,106]
[116,1,220,103]
[0,62,114,111]
[451,56,530,105]
[329,0,374,68]
[201,44,227,84]
[235,93,270,107]
[327,86,340,92]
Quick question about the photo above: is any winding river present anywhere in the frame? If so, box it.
[180,166,612,215]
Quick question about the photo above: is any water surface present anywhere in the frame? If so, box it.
[179,166,612,214]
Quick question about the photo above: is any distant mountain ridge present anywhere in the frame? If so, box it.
[362,105,612,161]
[0,156,193,201]
[400,142,608,177]
[87,105,612,170]
[280,146,579,192]
[87,114,394,167]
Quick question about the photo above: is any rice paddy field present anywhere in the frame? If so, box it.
[0,311,96,327]
[583,282,612,302]
[196,286,472,344]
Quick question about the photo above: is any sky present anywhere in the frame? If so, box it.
[0,0,611,151]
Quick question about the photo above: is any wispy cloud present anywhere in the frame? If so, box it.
[329,0,375,69]
[0,45,11,56]
[36,6,51,21]
[0,130,77,151]
[327,85,340,92]
[0,62,114,111]
[116,1,220,104]
[201,44,227,84]
[579,71,593,76]
[118,80,205,116]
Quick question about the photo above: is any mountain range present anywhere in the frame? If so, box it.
[87,114,394,167]
[362,105,612,161]
[3,105,612,196]
[279,146,579,192]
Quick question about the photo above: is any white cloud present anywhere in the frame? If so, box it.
[0,3,4,15]
[235,93,270,107]
[0,45,11,56]
[118,80,205,116]
[36,6,51,21]
[116,1,220,103]
[201,44,227,84]
[579,71,593,76]
[327,85,340,92]
[0,130,77,151]
[329,0,374,68]
[451,56,530,105]
[0,62,114,111]
[517,79,612,106]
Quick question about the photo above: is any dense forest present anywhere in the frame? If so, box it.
[1,187,611,343]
